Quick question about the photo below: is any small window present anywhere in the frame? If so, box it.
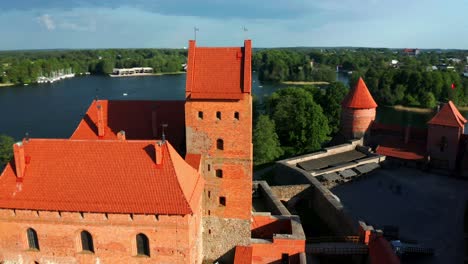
[27,228,39,250]
[219,196,226,206]
[207,164,211,171]
[81,230,94,253]
[136,233,150,257]
[234,112,239,120]
[198,111,203,120]
[208,191,211,198]
[216,111,222,120]
[216,139,224,150]
[216,169,223,178]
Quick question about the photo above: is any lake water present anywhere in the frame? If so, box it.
[0,73,466,140]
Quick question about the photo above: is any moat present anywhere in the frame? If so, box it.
[0,73,467,140]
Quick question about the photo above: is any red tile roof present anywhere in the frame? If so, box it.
[186,40,252,100]
[71,100,186,153]
[428,101,467,128]
[234,246,253,264]
[0,139,203,215]
[376,137,426,160]
[185,153,201,171]
[342,77,378,109]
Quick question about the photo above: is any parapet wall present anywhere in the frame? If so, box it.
[281,139,363,165]
[274,162,358,236]
[253,181,291,216]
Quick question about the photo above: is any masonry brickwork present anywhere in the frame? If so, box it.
[341,108,377,139]
[185,40,253,261]
[0,206,203,264]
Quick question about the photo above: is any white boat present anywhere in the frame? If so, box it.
[123,93,128,96]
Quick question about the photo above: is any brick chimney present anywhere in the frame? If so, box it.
[97,104,105,137]
[117,130,126,141]
[155,142,163,165]
[13,142,26,178]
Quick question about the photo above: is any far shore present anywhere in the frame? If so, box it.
[282,81,329,85]
[0,83,15,87]
[390,104,468,113]
[110,71,186,77]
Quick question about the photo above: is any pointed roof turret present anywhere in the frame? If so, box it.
[428,101,467,128]
[342,77,378,109]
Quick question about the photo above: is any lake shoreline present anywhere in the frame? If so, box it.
[390,104,468,113]
[282,81,329,85]
[0,83,15,87]
[110,71,186,77]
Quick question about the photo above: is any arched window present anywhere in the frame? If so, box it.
[27,228,39,250]
[216,139,224,150]
[198,111,203,120]
[136,233,150,257]
[216,169,223,178]
[81,230,94,253]
[216,111,222,120]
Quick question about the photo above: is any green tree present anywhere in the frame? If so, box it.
[421,92,436,108]
[0,134,15,170]
[268,87,330,155]
[320,82,348,134]
[253,115,284,165]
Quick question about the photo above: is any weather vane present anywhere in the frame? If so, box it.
[242,26,248,39]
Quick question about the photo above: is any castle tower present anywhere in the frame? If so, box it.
[427,101,467,170]
[185,40,253,262]
[341,77,378,139]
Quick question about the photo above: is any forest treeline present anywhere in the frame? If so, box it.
[0,49,186,84]
[253,48,468,106]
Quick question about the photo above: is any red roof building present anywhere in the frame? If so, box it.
[428,101,467,128]
[341,77,378,139]
[427,101,467,170]
[185,40,253,262]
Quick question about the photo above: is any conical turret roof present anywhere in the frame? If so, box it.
[342,77,378,109]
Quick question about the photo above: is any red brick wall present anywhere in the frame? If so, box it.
[251,238,305,264]
[341,108,376,139]
[251,215,292,239]
[427,124,462,170]
[185,94,253,220]
[0,209,202,263]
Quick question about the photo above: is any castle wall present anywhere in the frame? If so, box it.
[341,108,376,139]
[0,209,202,264]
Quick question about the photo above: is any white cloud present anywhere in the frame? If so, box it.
[59,20,96,32]
[37,14,56,30]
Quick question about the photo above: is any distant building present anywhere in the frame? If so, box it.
[402,48,420,56]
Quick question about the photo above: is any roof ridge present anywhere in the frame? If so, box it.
[448,101,467,124]
[164,142,194,214]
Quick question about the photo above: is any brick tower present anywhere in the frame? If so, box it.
[427,101,467,170]
[184,40,253,261]
[341,77,378,139]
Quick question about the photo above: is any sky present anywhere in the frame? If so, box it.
[0,0,466,50]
